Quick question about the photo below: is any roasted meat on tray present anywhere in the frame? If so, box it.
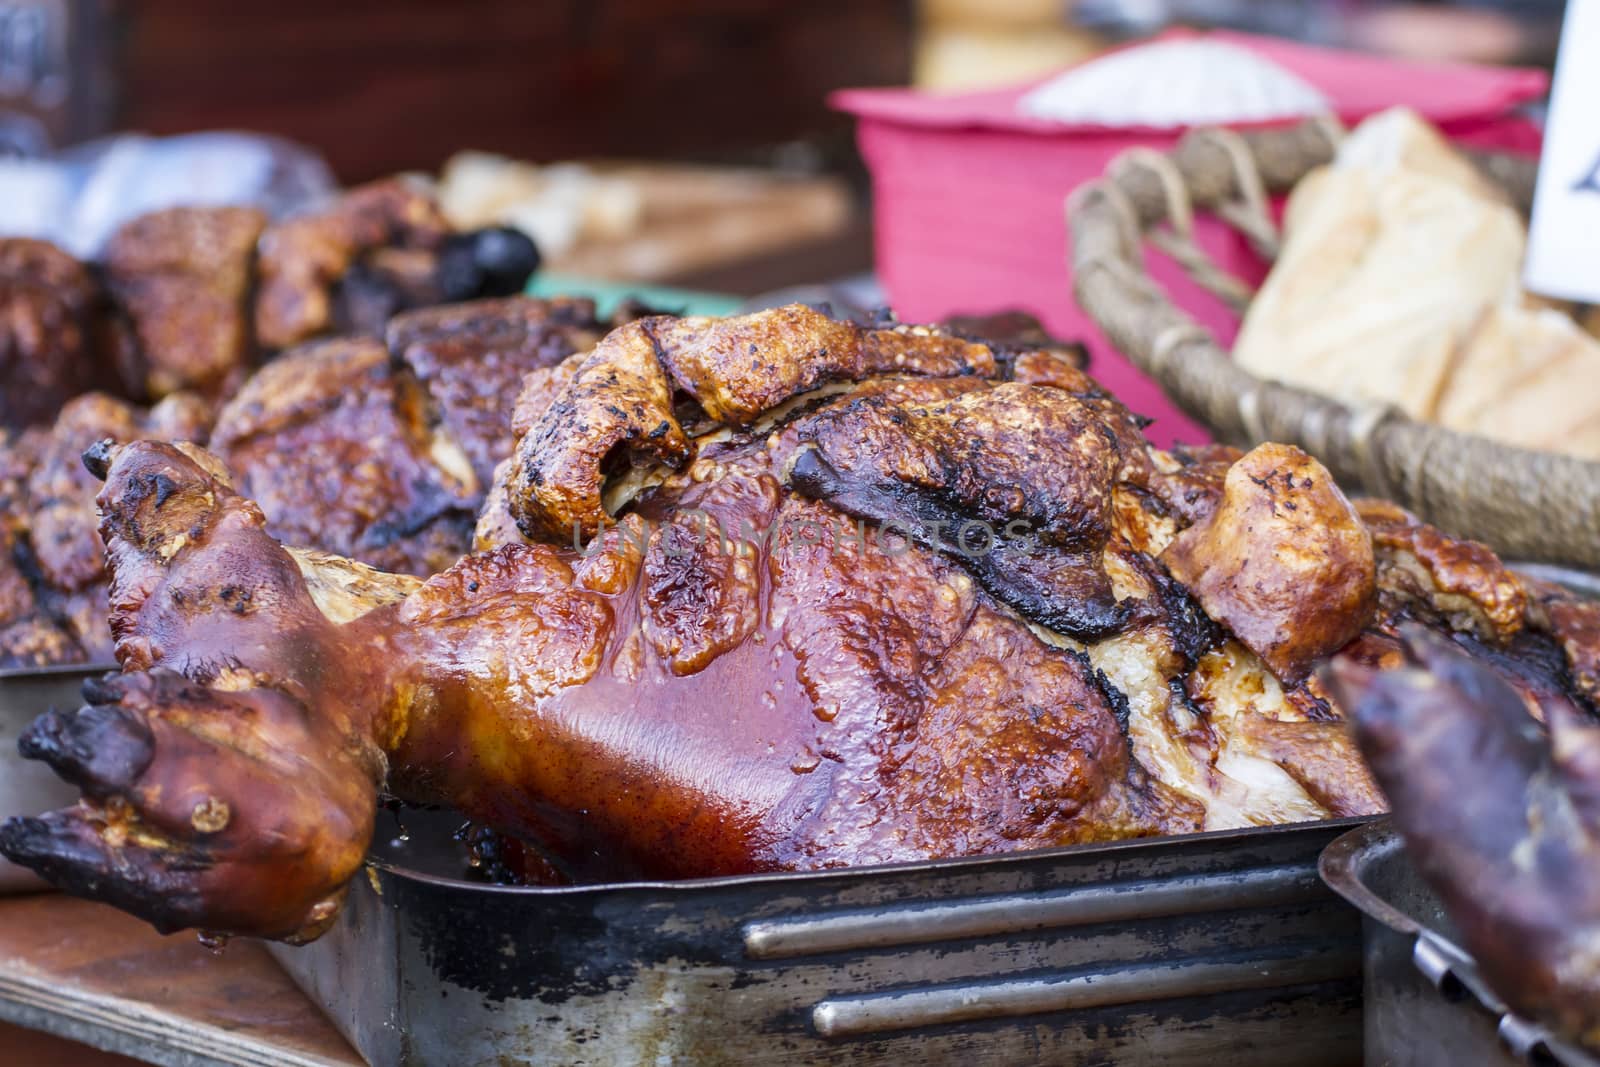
[0,177,541,429]
[2,305,1595,951]
[0,296,609,669]
[1331,606,1600,1051]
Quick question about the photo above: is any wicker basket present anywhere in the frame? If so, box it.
[1065,118,1600,570]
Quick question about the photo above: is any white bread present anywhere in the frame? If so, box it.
[1234,162,1525,420]
[1438,302,1600,458]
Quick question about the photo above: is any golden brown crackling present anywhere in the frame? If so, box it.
[103,206,267,398]
[639,474,777,676]
[507,319,693,544]
[899,603,1207,852]
[1357,497,1526,643]
[1006,347,1099,393]
[649,305,995,424]
[785,381,1143,640]
[1162,443,1376,684]
[572,515,647,595]
[254,179,450,349]
[509,352,586,441]
[793,382,1122,538]
[506,305,998,544]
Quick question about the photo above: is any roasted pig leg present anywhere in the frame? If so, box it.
[0,427,1196,939]
[6,306,1593,948]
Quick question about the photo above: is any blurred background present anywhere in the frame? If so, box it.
[0,1,1570,297]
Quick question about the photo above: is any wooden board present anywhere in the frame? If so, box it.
[543,168,856,285]
[0,892,362,1067]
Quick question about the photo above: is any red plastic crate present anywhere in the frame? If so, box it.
[835,31,1546,446]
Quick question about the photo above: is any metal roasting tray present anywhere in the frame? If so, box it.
[0,565,1590,1058]
[0,665,112,892]
[1320,819,1600,1067]
[267,808,1368,1067]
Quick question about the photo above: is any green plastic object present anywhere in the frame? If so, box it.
[526,273,743,319]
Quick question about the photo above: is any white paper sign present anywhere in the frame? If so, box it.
[1526,0,1600,303]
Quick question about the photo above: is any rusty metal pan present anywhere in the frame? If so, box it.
[269,809,1368,1066]
[1321,819,1599,1067]
[0,665,111,892]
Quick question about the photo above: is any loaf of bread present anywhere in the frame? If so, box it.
[1438,302,1600,457]
[1234,108,1600,459]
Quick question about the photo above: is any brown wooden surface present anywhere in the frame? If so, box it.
[114,0,913,181]
[0,1019,143,1066]
[0,891,362,1067]
[544,167,856,284]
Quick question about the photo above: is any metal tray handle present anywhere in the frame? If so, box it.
[810,949,1361,1039]
[1412,930,1579,1067]
[744,865,1325,960]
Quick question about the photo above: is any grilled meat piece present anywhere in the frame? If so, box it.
[386,296,605,488]
[254,178,538,350]
[1330,625,1600,1050]
[0,392,213,668]
[103,206,268,400]
[210,336,479,578]
[211,297,606,577]
[4,181,542,429]
[6,305,1590,947]
[0,240,122,431]
[0,427,80,666]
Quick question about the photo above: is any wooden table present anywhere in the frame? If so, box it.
[0,892,362,1067]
